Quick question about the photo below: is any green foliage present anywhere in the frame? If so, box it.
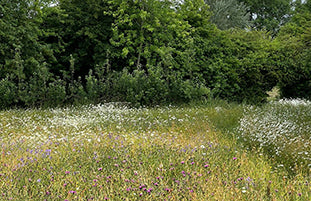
[85,70,100,103]
[40,0,114,77]
[168,75,210,103]
[1,0,311,108]
[45,78,67,107]
[178,0,211,28]
[193,27,278,103]
[205,0,252,30]
[85,66,209,106]
[228,30,279,103]
[19,64,51,107]
[0,0,48,79]
[238,0,292,34]
[108,0,198,72]
[276,4,311,99]
[0,76,17,109]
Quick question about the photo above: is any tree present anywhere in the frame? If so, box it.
[0,0,47,79]
[40,0,114,77]
[276,0,311,99]
[238,0,292,34]
[205,0,252,30]
[109,0,196,72]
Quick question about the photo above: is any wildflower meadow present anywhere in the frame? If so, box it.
[0,100,310,200]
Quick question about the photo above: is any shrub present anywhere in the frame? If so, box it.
[167,72,210,103]
[45,79,67,107]
[196,29,278,104]
[84,65,209,106]
[276,10,311,100]
[0,76,17,109]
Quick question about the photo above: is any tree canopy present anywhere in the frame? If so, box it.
[238,0,292,34]
[0,0,310,108]
[205,0,252,30]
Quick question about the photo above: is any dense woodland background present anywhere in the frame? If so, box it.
[0,0,311,108]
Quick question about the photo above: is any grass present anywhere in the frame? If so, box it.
[238,99,311,174]
[0,101,310,200]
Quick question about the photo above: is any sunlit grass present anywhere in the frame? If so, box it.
[0,102,310,200]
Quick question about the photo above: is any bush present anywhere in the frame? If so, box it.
[45,79,67,107]
[276,43,311,100]
[167,72,210,103]
[103,68,169,105]
[276,10,311,100]
[84,66,209,106]
[196,29,278,104]
[0,77,17,109]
